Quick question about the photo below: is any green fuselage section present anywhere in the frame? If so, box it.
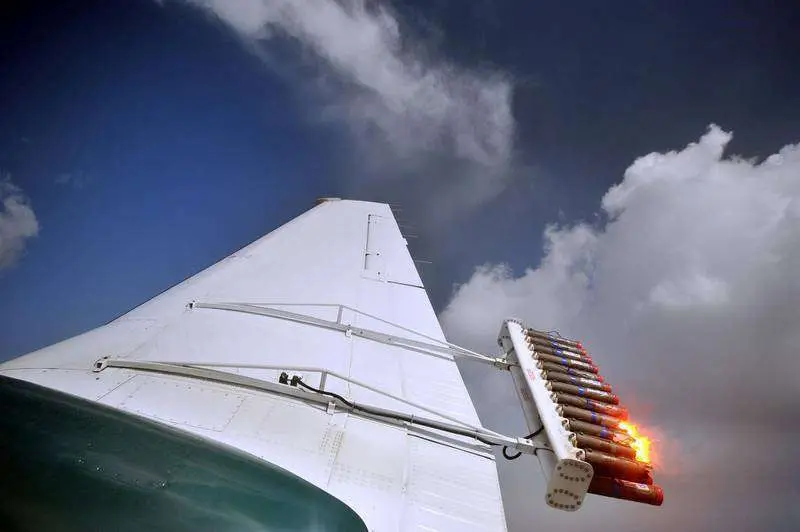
[0,376,367,532]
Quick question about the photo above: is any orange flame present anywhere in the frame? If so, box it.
[618,421,652,464]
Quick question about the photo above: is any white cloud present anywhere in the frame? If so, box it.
[0,177,39,270]
[442,125,800,529]
[648,272,729,308]
[178,0,515,212]
[54,170,90,189]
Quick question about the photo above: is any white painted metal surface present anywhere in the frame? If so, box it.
[497,322,559,480]
[501,320,593,511]
[0,200,508,531]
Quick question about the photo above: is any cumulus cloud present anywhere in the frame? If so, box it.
[442,126,800,530]
[177,0,515,217]
[0,177,39,270]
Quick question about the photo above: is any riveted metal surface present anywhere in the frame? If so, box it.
[119,377,245,431]
[0,200,506,531]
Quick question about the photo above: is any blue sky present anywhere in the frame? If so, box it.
[2,1,800,530]
[1,1,339,354]
[1,0,797,355]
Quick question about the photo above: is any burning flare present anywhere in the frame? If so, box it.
[618,421,652,464]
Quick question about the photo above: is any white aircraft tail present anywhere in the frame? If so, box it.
[0,199,661,532]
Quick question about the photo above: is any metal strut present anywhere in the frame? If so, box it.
[93,357,538,456]
[188,301,510,369]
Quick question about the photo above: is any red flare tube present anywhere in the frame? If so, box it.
[559,405,621,428]
[535,353,598,374]
[549,382,619,404]
[567,420,635,446]
[544,370,612,392]
[582,448,653,484]
[574,433,636,460]
[527,341,592,362]
[553,392,628,419]
[540,362,603,382]
[588,477,664,506]
[526,329,583,349]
